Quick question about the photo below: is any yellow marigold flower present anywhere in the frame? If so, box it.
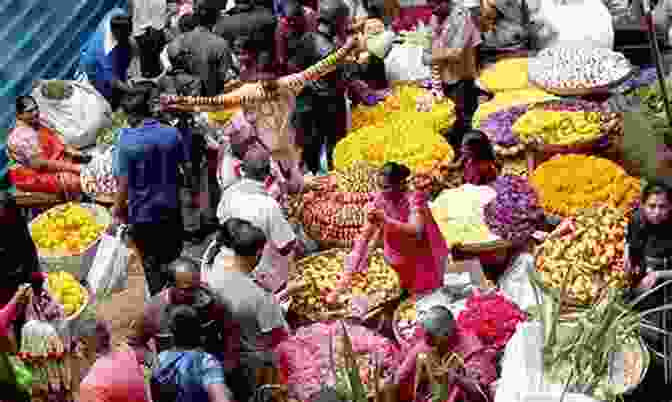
[530,155,641,217]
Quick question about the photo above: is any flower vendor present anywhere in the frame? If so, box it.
[626,180,672,311]
[425,0,482,151]
[394,305,498,402]
[6,96,91,197]
[451,130,499,186]
[342,162,449,296]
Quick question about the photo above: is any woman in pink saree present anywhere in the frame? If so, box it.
[345,162,449,296]
[395,305,498,402]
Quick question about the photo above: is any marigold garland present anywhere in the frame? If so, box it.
[334,85,456,174]
[529,155,641,217]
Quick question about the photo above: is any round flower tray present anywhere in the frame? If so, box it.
[44,281,90,323]
[521,99,623,170]
[29,203,112,279]
[287,249,401,323]
[453,239,513,256]
[529,67,635,97]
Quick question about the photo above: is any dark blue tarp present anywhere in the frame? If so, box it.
[0,0,127,140]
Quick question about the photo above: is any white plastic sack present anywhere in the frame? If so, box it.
[32,80,112,149]
[496,323,625,402]
[87,225,130,297]
[385,45,431,82]
[497,253,538,311]
[535,0,614,49]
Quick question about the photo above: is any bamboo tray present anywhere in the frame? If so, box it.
[529,67,635,96]
[45,281,90,323]
[288,249,401,323]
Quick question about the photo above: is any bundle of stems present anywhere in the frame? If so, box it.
[328,321,384,402]
[528,267,672,402]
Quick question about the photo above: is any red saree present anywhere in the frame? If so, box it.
[7,125,80,196]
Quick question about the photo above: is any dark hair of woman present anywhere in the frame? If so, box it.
[110,15,132,42]
[169,305,202,348]
[213,218,267,259]
[462,130,496,161]
[626,180,672,272]
[241,158,272,182]
[179,14,199,33]
[195,6,219,28]
[380,161,411,186]
[15,95,37,114]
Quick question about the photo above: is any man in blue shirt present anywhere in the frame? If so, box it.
[77,12,141,109]
[112,85,194,295]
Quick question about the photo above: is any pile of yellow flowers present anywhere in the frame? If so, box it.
[479,58,531,93]
[530,155,641,217]
[512,110,602,145]
[473,88,557,126]
[31,203,106,255]
[47,271,87,316]
[350,93,402,131]
[536,206,629,304]
[334,85,456,173]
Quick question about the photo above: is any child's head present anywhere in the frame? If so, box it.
[461,130,496,161]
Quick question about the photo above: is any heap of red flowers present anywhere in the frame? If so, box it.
[457,290,527,350]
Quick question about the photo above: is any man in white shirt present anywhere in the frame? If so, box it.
[217,158,297,293]
[129,0,168,78]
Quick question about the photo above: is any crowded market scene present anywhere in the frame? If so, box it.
[1,0,672,400]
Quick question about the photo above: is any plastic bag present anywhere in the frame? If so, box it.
[385,45,431,82]
[31,80,112,149]
[534,0,614,49]
[87,225,130,298]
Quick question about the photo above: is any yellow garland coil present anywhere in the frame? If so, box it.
[512,109,602,145]
[473,88,556,127]
[479,58,531,93]
[530,155,641,217]
[334,85,456,174]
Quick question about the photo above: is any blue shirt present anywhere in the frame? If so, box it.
[152,350,229,402]
[113,120,189,224]
[78,8,131,99]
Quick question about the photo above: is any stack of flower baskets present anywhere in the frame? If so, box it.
[301,162,380,248]
[512,99,623,165]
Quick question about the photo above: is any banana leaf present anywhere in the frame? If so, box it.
[621,110,672,180]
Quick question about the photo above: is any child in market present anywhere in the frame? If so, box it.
[425,0,482,152]
[447,130,499,186]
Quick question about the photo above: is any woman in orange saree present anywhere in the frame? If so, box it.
[6,96,89,198]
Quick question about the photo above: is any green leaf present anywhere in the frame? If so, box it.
[339,321,367,402]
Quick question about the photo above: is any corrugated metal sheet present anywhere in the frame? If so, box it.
[0,0,126,138]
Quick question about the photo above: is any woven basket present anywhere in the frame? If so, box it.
[522,99,623,169]
[44,280,90,323]
[529,67,634,96]
[29,203,112,278]
[288,249,401,322]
